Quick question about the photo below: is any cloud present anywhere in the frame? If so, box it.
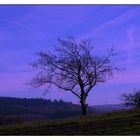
[80,7,139,38]
[0,16,30,30]
[126,25,135,47]
[0,14,51,40]
[126,25,136,67]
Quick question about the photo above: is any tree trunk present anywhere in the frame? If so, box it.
[80,97,88,116]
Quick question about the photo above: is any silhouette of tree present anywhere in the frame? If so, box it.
[122,90,140,107]
[31,38,120,115]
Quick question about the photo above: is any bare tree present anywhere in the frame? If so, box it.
[31,38,120,115]
[122,90,140,107]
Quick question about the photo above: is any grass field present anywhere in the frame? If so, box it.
[0,108,140,135]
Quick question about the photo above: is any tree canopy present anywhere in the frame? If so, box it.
[31,38,120,115]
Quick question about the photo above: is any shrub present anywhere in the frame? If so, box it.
[122,90,140,107]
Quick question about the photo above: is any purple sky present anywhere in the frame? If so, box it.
[0,5,140,105]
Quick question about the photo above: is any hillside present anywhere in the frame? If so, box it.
[0,97,133,125]
[0,109,140,135]
[0,97,84,124]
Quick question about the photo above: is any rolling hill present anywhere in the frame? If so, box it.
[0,108,140,135]
[0,97,83,124]
[0,96,134,125]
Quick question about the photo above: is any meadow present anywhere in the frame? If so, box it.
[0,108,140,135]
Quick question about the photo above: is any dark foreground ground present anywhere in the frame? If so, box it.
[0,108,140,135]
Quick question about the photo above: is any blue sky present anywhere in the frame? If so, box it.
[0,5,140,105]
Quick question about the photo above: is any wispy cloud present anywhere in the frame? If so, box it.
[81,7,140,38]
[0,16,29,30]
[0,15,50,39]
[126,25,135,47]
[126,25,136,66]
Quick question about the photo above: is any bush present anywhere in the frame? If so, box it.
[122,90,140,107]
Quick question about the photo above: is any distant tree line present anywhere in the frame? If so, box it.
[0,97,93,125]
[0,97,73,107]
